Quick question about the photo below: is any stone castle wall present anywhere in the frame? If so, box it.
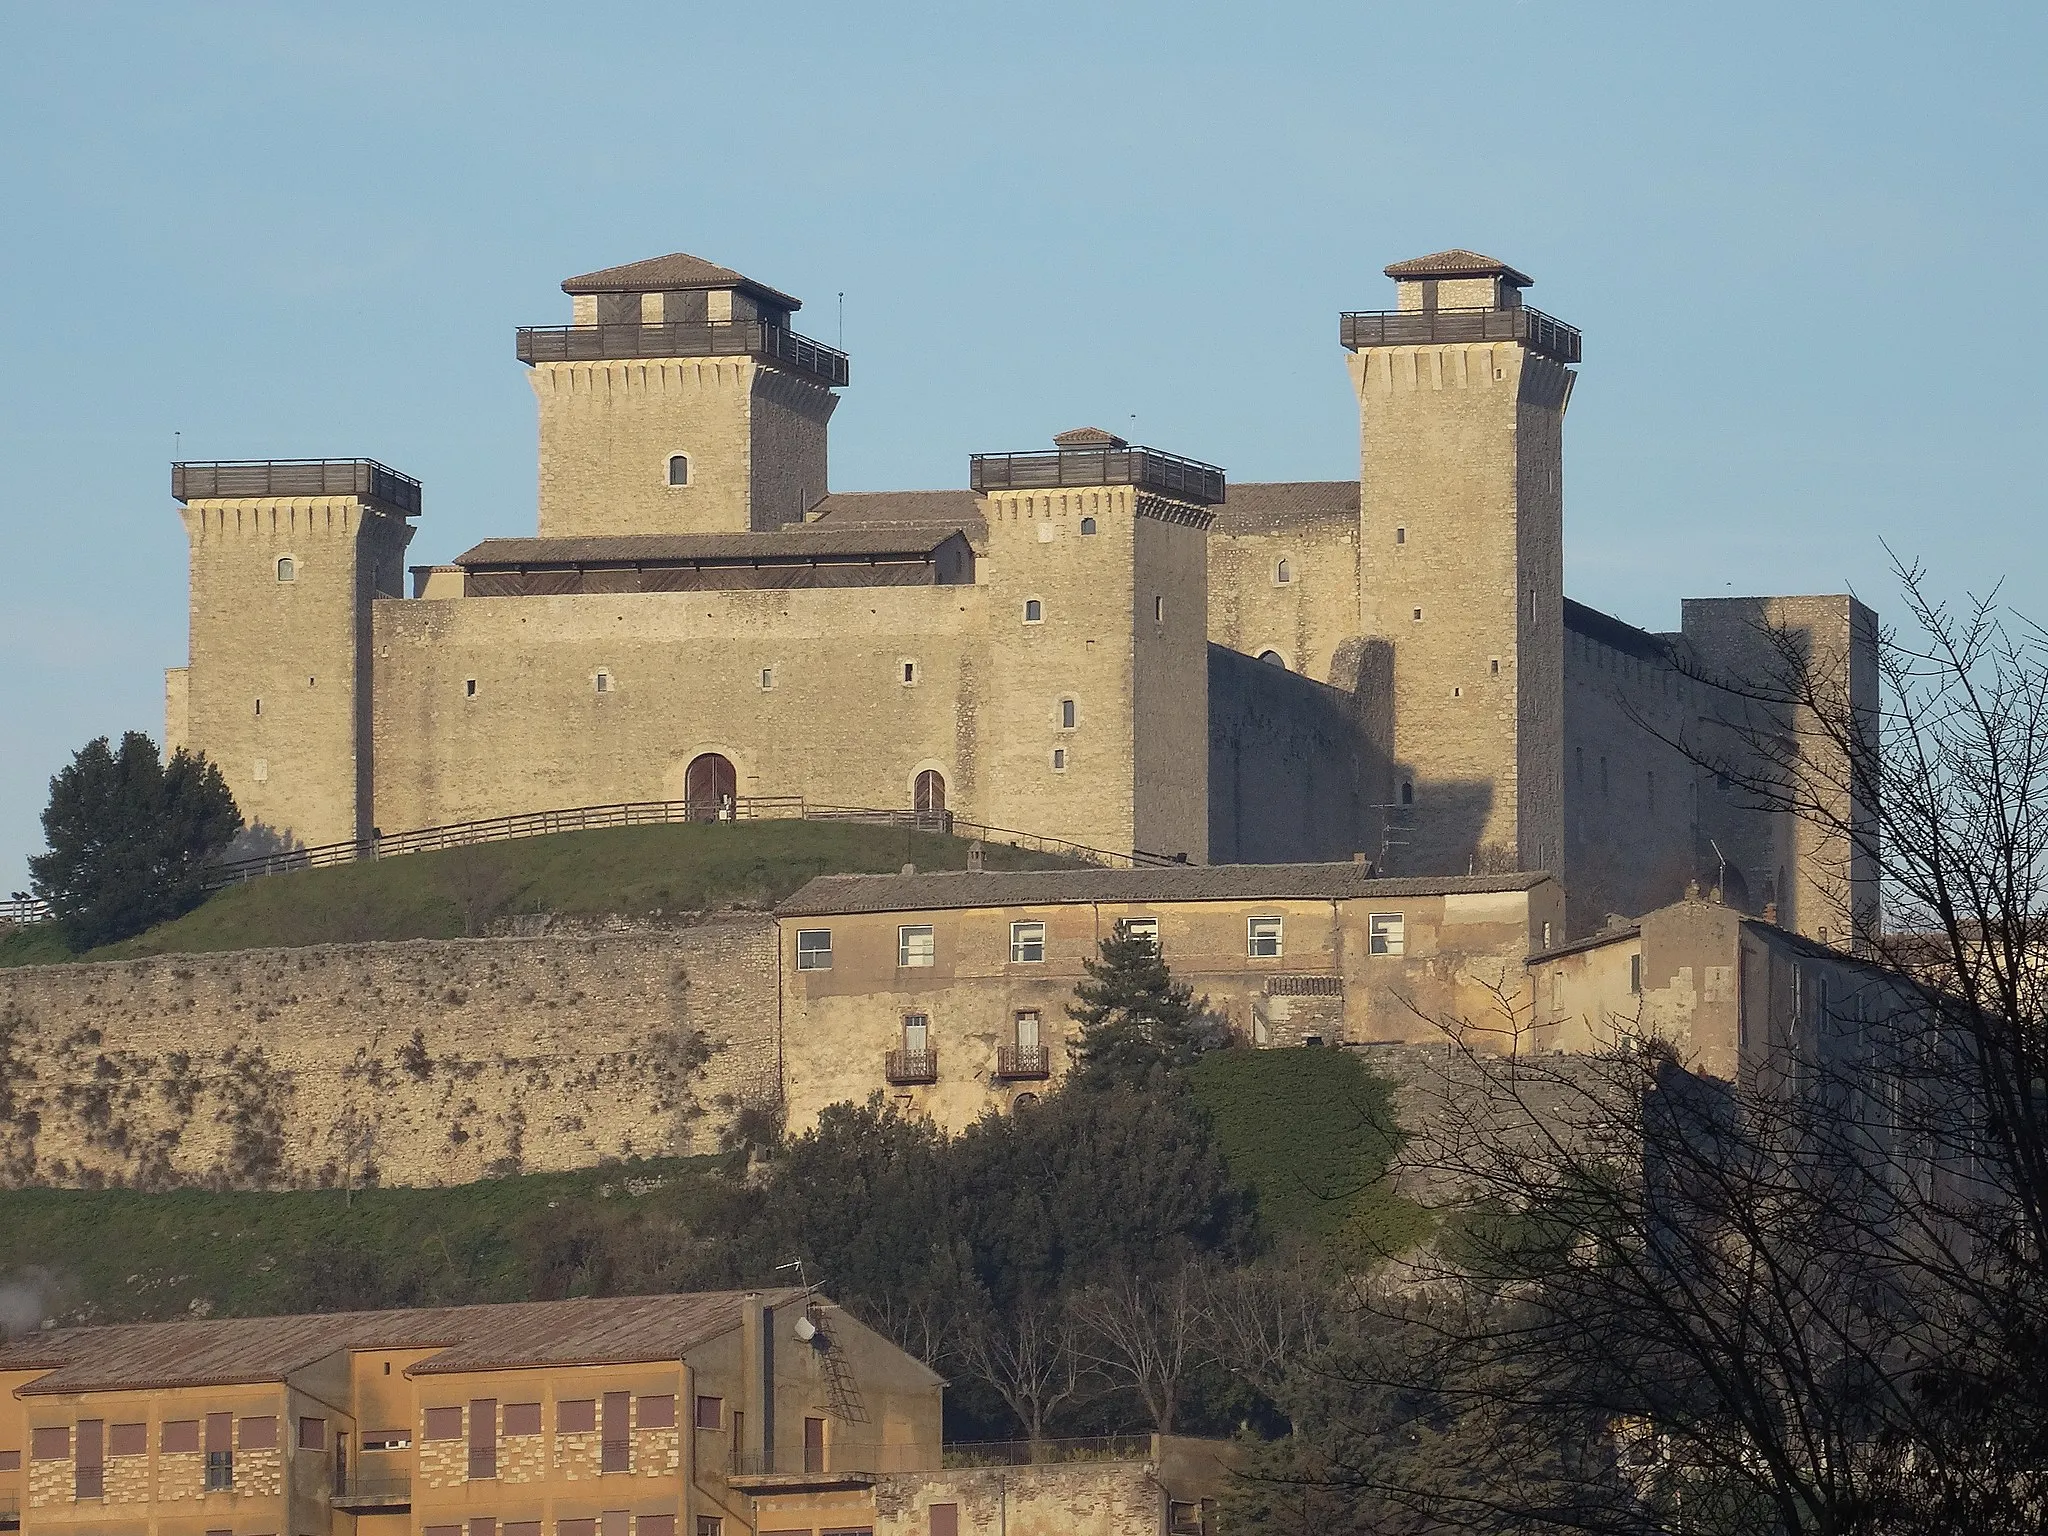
[0,923,778,1190]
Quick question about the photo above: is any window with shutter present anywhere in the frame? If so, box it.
[468,1399,497,1480]
[601,1394,631,1472]
[161,1421,199,1454]
[636,1395,675,1429]
[298,1417,326,1451]
[238,1416,277,1450]
[109,1424,145,1457]
[30,1427,68,1460]
[930,1504,960,1536]
[639,1518,676,1536]
[423,1408,464,1441]
[558,1400,597,1434]
[502,1403,542,1437]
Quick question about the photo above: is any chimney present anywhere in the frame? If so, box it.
[1762,901,1780,926]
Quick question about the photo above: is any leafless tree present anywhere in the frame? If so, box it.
[1072,1260,1211,1433]
[951,1288,1090,1443]
[1248,562,2048,1534]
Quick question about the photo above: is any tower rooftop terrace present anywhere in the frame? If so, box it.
[1339,304,1581,363]
[171,458,421,516]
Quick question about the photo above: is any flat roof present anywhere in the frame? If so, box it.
[0,1291,818,1395]
[777,865,1552,918]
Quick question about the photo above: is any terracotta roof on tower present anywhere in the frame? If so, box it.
[1383,249,1532,286]
[0,1292,814,1395]
[560,252,801,311]
[1210,481,1360,534]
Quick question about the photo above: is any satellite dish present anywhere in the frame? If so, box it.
[793,1313,818,1343]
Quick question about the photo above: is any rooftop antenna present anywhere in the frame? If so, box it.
[1709,838,1729,902]
[174,430,181,462]
[837,292,844,349]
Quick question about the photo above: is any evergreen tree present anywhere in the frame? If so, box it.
[1067,931,1208,1088]
[29,732,242,950]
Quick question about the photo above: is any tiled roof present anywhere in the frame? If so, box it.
[560,252,802,311]
[806,490,989,540]
[0,1291,808,1395]
[454,529,964,568]
[1210,481,1359,535]
[777,865,1552,918]
[1052,427,1128,448]
[1382,249,1533,286]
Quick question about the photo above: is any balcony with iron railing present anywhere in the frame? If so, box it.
[172,459,423,515]
[0,1491,17,1530]
[885,1048,938,1085]
[1338,305,1581,364]
[968,445,1226,506]
[601,1438,632,1473]
[516,320,850,387]
[330,1473,412,1513]
[995,1044,1051,1080]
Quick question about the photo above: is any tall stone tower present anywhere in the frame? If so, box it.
[1344,250,1578,876]
[517,252,847,539]
[974,429,1220,861]
[166,460,417,849]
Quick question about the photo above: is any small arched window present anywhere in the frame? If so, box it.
[1059,698,1077,730]
[1024,599,1043,623]
[1258,650,1286,668]
[1275,559,1291,585]
[276,556,296,583]
[667,454,690,487]
[1079,517,1097,535]
[1400,780,1414,806]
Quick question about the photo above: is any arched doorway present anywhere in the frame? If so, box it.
[913,769,950,833]
[684,754,736,821]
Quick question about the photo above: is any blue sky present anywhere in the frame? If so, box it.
[1,1,2042,886]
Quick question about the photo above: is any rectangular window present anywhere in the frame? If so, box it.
[1009,920,1046,963]
[425,1526,463,1536]
[796,928,833,970]
[468,1398,496,1480]
[502,1403,541,1437]
[603,1511,630,1536]
[472,1520,497,1536]
[108,1423,146,1457]
[504,1524,541,1536]
[900,659,918,685]
[930,1505,960,1536]
[161,1421,199,1454]
[75,1419,103,1499]
[694,1395,724,1430]
[1630,953,1643,994]
[636,1395,675,1428]
[31,1426,68,1460]
[1118,916,1159,950]
[1051,748,1067,771]
[1014,1010,1041,1049]
[601,1392,631,1472]
[1248,917,1283,958]
[902,1014,930,1054]
[759,666,775,690]
[204,1451,233,1492]
[559,1399,597,1434]
[424,1407,464,1441]
[238,1416,277,1450]
[560,1522,596,1536]
[1368,914,1406,956]
[0,1450,18,1470]
[898,924,935,967]
[804,1417,826,1474]
[595,671,610,693]
[696,1520,724,1536]
[465,678,477,697]
[640,1520,676,1536]
[298,1416,326,1451]
[360,1430,409,1451]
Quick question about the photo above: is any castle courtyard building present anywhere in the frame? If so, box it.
[167,248,1874,941]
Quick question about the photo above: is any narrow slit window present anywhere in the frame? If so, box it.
[759,666,775,690]
[465,678,477,698]
[1060,698,1077,729]
[1395,527,1406,544]
[595,671,610,694]
[1400,780,1414,805]
[1154,595,1165,622]
[1051,748,1067,771]
[901,660,918,686]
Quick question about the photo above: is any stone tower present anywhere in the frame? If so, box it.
[166,460,417,849]
[975,429,1219,861]
[1344,250,1578,876]
[518,252,846,539]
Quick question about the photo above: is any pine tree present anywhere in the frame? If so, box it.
[1067,932,1208,1089]
[29,732,242,950]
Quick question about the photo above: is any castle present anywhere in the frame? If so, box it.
[165,248,1874,940]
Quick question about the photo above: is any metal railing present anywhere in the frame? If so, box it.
[0,1491,18,1530]
[73,1466,103,1500]
[943,1435,1156,1467]
[0,896,49,926]
[330,1473,412,1510]
[727,1442,936,1478]
[996,1044,1052,1080]
[516,320,850,387]
[969,445,1226,506]
[885,1049,938,1085]
[1338,304,1581,364]
[171,459,423,515]
[467,1447,496,1480]
[600,1438,631,1473]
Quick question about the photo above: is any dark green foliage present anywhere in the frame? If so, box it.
[1190,1047,1430,1259]
[29,733,241,951]
[1067,932,1210,1088]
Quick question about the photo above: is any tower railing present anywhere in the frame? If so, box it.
[1338,304,1581,364]
[515,320,850,387]
[171,459,423,515]
[968,446,1227,505]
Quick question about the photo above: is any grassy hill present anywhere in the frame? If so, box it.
[0,1049,1425,1328]
[0,820,1075,967]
